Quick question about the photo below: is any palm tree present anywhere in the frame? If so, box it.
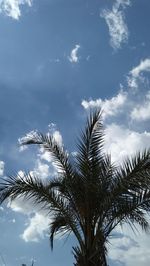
[0,110,150,266]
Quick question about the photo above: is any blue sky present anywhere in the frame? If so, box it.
[0,0,150,265]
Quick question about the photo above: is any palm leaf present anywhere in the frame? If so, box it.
[76,109,104,179]
[21,132,75,180]
[50,213,71,250]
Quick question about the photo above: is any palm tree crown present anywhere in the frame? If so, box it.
[0,110,150,266]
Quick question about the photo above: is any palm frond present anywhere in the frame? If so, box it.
[76,109,104,179]
[113,149,150,192]
[0,173,51,208]
[0,173,84,250]
[21,132,75,180]
[107,149,150,214]
[50,214,70,250]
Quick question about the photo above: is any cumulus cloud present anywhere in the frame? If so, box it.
[8,195,50,242]
[8,195,35,215]
[0,0,32,20]
[0,160,4,176]
[22,212,50,242]
[39,146,62,176]
[68,44,80,63]
[81,90,127,119]
[127,58,150,89]
[104,124,150,164]
[81,58,150,124]
[52,130,63,147]
[100,0,130,50]
[109,230,150,266]
[131,91,150,121]
[126,59,150,121]
[31,160,50,179]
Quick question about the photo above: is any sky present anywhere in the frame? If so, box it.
[0,0,150,265]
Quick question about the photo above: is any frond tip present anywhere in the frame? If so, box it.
[50,214,68,250]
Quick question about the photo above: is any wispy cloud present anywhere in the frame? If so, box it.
[127,58,150,89]
[100,0,130,50]
[0,0,32,20]
[68,44,80,63]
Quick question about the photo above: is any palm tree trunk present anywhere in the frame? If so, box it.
[73,245,108,266]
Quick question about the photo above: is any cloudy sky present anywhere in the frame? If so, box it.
[0,0,150,265]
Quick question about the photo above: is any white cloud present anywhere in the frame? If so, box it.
[8,196,34,215]
[0,160,4,176]
[100,0,130,50]
[104,123,150,164]
[109,230,150,266]
[122,58,150,122]
[81,90,127,119]
[39,148,52,163]
[7,164,49,243]
[8,196,50,242]
[130,59,150,77]
[8,163,56,242]
[31,159,50,179]
[68,44,80,63]
[52,130,63,147]
[22,212,50,242]
[127,58,150,89]
[0,0,32,20]
[81,58,150,124]
[131,91,150,121]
